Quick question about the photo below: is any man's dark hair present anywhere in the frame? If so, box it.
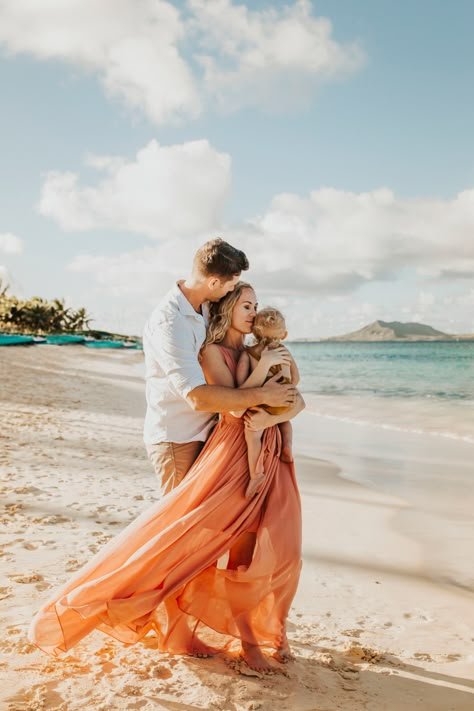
[194,238,249,279]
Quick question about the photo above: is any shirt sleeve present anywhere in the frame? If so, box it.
[147,315,206,400]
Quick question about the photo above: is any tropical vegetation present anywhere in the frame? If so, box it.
[0,290,93,335]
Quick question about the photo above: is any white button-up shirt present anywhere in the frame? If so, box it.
[143,283,217,445]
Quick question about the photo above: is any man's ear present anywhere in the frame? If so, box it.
[208,277,220,291]
[282,330,288,340]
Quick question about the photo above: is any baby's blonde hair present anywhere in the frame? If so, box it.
[252,307,286,344]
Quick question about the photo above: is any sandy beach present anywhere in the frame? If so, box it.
[1,345,473,710]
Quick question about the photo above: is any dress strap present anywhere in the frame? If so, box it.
[216,345,238,378]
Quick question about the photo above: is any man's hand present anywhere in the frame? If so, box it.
[243,407,273,431]
[261,372,297,408]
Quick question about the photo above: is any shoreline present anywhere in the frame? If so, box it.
[302,392,474,445]
[1,346,473,709]
[294,407,474,596]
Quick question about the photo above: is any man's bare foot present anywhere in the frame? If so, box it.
[280,446,293,463]
[187,639,219,658]
[241,643,276,673]
[245,472,266,499]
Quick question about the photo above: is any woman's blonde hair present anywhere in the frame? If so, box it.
[202,281,254,351]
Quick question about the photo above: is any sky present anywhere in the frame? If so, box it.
[0,0,473,339]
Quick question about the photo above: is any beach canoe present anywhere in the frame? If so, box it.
[0,334,35,346]
[45,335,86,345]
[84,340,124,349]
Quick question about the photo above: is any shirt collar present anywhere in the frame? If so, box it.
[173,282,206,321]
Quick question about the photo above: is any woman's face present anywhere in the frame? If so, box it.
[230,288,257,335]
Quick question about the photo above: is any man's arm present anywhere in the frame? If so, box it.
[189,344,297,413]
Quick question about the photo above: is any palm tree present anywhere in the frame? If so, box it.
[66,307,93,332]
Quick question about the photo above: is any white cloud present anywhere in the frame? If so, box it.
[0,0,364,123]
[189,0,365,111]
[39,139,231,238]
[53,175,474,297]
[0,232,23,254]
[62,183,474,335]
[222,187,474,293]
[0,0,200,124]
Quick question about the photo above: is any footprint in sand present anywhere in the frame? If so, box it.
[340,642,383,665]
[413,652,433,662]
[65,559,83,572]
[36,581,52,592]
[13,486,44,495]
[9,573,44,584]
[31,515,70,525]
[341,628,364,638]
[4,503,24,516]
[8,681,67,711]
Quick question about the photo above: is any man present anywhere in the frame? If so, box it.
[143,238,297,495]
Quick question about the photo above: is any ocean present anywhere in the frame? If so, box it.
[289,341,474,591]
[288,341,474,443]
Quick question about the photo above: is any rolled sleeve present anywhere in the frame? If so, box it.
[148,317,206,400]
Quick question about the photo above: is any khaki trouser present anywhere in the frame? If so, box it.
[146,441,204,496]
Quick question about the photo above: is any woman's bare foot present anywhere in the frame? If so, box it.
[245,472,266,499]
[280,446,293,463]
[273,630,295,663]
[241,642,276,673]
[188,639,219,658]
[273,646,295,663]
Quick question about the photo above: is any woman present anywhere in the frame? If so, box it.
[29,283,303,673]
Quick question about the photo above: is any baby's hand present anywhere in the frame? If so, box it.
[259,346,291,371]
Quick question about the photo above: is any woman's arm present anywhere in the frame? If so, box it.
[200,344,235,387]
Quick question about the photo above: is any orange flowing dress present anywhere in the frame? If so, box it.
[29,347,302,657]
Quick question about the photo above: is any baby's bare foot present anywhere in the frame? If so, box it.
[245,472,266,499]
[280,446,293,463]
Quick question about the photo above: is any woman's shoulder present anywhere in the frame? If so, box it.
[200,342,227,365]
[201,342,223,357]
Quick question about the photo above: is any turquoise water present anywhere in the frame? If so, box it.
[289,343,474,589]
[288,342,474,401]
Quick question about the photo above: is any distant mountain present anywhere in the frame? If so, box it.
[324,320,461,342]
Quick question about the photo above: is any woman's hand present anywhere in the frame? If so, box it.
[258,346,291,373]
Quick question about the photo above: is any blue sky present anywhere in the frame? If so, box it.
[0,0,473,337]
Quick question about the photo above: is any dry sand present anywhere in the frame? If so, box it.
[1,345,473,710]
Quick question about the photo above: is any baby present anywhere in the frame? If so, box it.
[236,307,299,499]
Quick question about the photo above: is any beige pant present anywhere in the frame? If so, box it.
[146,441,204,496]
